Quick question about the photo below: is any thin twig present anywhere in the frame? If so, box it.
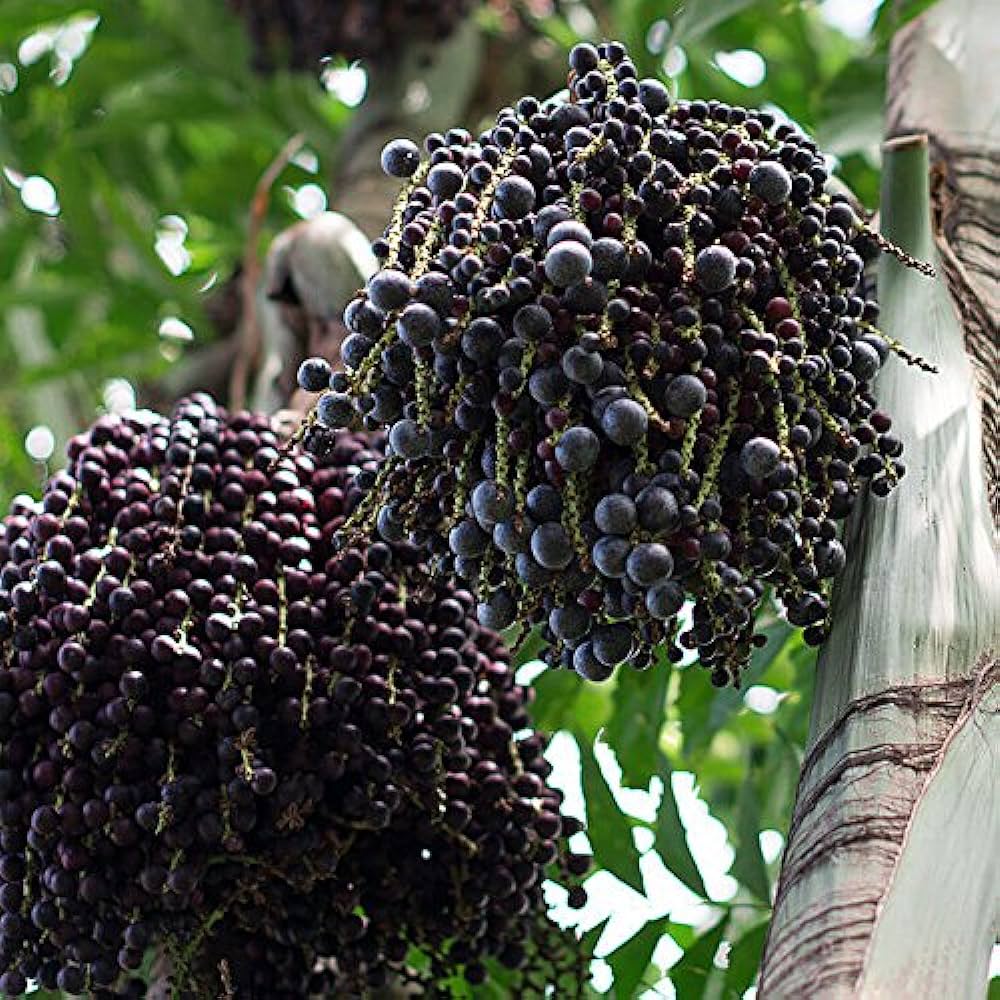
[228,132,307,411]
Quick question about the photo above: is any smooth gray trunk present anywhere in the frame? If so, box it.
[759,1,999,995]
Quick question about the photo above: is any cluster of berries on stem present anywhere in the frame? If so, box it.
[0,397,588,998]
[299,39,934,686]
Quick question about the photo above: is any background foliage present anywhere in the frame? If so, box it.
[0,0,906,510]
[0,2,965,997]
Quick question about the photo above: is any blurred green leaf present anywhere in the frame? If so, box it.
[531,13,581,50]
[0,0,87,35]
[474,958,521,998]
[673,665,716,758]
[654,753,707,898]
[610,918,667,1000]
[509,625,545,667]
[730,769,771,903]
[606,652,671,788]
[581,916,610,956]
[580,735,644,894]
[666,921,697,950]
[677,617,793,761]
[668,0,756,46]
[816,55,886,162]
[669,914,729,1000]
[530,668,611,742]
[724,920,769,997]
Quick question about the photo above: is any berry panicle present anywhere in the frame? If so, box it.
[0,398,588,997]
[295,39,933,688]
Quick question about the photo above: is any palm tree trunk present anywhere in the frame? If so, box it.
[758,1,999,995]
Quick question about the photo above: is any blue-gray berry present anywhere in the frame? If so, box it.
[380,138,420,178]
[548,604,591,643]
[530,522,574,571]
[513,304,553,340]
[591,386,628,423]
[562,345,603,385]
[554,426,600,472]
[591,536,629,578]
[601,397,648,446]
[514,552,551,588]
[568,42,599,73]
[739,436,781,478]
[546,221,593,249]
[695,245,737,293]
[453,555,481,581]
[381,340,415,385]
[396,303,441,348]
[369,386,403,423]
[526,484,562,522]
[593,494,636,535]
[748,161,792,205]
[814,539,846,578]
[344,297,385,335]
[462,317,503,363]
[477,588,517,630]
[427,162,464,198]
[626,542,674,588]
[528,366,570,406]
[297,357,332,393]
[449,519,488,558]
[388,418,427,459]
[341,333,373,370]
[470,480,513,527]
[645,580,685,620]
[850,341,881,382]
[635,486,680,533]
[493,519,531,555]
[316,392,355,429]
[493,176,536,219]
[573,641,614,681]
[376,504,406,543]
[591,237,628,280]
[638,78,670,115]
[663,374,707,418]
[533,204,572,243]
[592,623,633,667]
[367,269,413,312]
[544,241,593,287]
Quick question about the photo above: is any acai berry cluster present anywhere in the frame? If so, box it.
[299,40,931,685]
